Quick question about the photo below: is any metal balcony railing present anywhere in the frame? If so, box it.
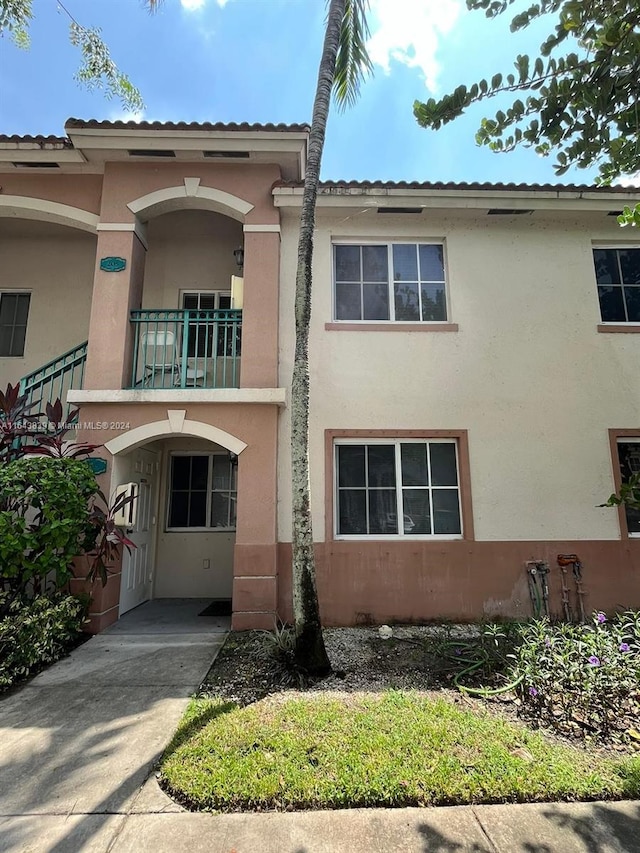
[129,309,242,390]
[19,341,88,418]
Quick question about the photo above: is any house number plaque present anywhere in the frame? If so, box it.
[100,257,127,273]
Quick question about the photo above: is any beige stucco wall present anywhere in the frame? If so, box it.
[152,436,235,599]
[277,208,640,543]
[0,220,96,389]
[142,209,242,308]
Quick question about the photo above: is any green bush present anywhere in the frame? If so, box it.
[0,457,98,607]
[0,594,85,690]
[514,612,640,739]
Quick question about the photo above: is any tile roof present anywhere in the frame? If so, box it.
[0,134,72,146]
[275,179,638,194]
[64,118,310,133]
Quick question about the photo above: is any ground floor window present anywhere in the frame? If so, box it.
[0,291,30,357]
[616,439,640,535]
[335,439,462,537]
[167,452,237,531]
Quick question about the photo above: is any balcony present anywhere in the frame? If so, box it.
[129,309,242,390]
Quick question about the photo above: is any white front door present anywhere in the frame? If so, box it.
[119,448,158,615]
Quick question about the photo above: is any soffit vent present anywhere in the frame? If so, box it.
[377,207,423,214]
[203,150,250,159]
[487,208,534,215]
[12,161,60,168]
[128,149,176,157]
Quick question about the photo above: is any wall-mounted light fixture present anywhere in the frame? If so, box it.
[233,247,244,270]
[229,451,239,468]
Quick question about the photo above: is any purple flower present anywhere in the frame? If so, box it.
[454,647,462,656]
[544,637,551,648]
[620,643,630,653]
[596,612,607,624]
[528,687,538,697]
[588,655,601,666]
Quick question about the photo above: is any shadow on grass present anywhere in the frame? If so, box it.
[161,699,237,762]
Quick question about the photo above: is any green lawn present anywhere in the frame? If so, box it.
[160,691,640,811]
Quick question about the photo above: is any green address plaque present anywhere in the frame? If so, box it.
[100,257,127,273]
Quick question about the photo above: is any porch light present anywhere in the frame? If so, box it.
[233,247,244,270]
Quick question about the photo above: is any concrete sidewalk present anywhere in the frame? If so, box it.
[1,603,638,852]
[0,599,228,853]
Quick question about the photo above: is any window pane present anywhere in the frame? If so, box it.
[421,284,447,321]
[394,282,420,321]
[168,492,188,527]
[218,294,232,309]
[182,292,199,310]
[336,283,361,320]
[419,245,445,281]
[338,489,366,534]
[212,455,230,490]
[618,442,640,534]
[625,287,640,322]
[430,443,458,486]
[171,456,191,490]
[363,283,389,320]
[367,445,396,487]
[9,325,27,358]
[362,245,388,282]
[432,489,461,534]
[211,492,231,528]
[598,286,626,321]
[338,445,366,487]
[402,489,431,534]
[593,249,621,284]
[401,443,429,486]
[369,489,398,533]
[335,245,361,282]
[189,491,207,527]
[13,294,30,325]
[392,244,418,281]
[190,456,210,490]
[0,295,17,324]
[619,249,640,284]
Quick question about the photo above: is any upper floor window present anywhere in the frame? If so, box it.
[335,439,462,538]
[333,243,448,322]
[0,292,30,357]
[593,247,640,322]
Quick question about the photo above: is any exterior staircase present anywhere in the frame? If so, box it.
[19,341,88,420]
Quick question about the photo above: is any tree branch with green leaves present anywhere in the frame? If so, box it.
[414,0,640,185]
[0,0,144,111]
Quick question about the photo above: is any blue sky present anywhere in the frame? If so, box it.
[0,0,607,184]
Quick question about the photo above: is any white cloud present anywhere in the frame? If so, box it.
[615,173,640,188]
[108,108,146,123]
[367,0,463,93]
[180,0,231,9]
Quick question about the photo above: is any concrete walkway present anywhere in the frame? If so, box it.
[0,599,228,852]
[1,604,639,852]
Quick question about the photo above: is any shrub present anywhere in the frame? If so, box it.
[0,457,98,615]
[514,611,640,740]
[0,593,85,690]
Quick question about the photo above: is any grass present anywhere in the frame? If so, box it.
[160,691,640,811]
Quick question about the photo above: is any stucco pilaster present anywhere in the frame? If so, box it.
[240,230,280,388]
[84,230,146,390]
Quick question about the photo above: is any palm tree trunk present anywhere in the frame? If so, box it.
[291,0,346,675]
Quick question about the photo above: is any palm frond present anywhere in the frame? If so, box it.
[144,0,164,12]
[332,0,374,110]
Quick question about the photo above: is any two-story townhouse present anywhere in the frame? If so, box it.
[0,119,307,632]
[1,120,640,631]
[274,180,640,624]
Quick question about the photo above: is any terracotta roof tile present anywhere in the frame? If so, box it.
[64,118,310,133]
[0,134,72,147]
[274,179,637,194]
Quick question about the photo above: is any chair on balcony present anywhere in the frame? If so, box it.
[140,330,206,388]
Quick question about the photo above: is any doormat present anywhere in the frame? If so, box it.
[199,600,232,617]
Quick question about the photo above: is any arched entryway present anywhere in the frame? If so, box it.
[106,417,247,617]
